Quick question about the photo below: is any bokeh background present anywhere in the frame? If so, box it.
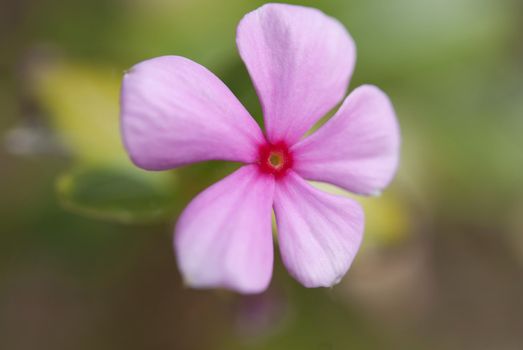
[1,0,523,349]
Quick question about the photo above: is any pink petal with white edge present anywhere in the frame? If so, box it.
[175,165,275,294]
[292,85,401,196]
[236,3,356,145]
[121,56,265,170]
[273,172,364,288]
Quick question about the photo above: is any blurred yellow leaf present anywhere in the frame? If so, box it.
[311,182,410,247]
[32,61,125,164]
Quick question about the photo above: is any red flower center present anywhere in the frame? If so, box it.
[258,141,293,177]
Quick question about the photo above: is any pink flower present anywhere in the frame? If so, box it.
[120,3,400,294]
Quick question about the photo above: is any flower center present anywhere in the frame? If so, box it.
[258,142,293,177]
[269,152,284,168]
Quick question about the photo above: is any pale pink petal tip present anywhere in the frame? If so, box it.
[120,56,264,171]
[292,85,401,195]
[237,3,356,145]
[175,165,275,294]
[274,172,365,288]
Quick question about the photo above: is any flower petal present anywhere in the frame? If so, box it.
[273,172,364,288]
[236,3,356,145]
[121,56,265,170]
[292,85,400,195]
[175,165,275,294]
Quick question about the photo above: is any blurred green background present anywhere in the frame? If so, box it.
[1,0,522,349]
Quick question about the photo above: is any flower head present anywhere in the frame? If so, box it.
[120,3,400,293]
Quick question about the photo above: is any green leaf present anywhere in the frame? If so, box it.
[57,165,179,224]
